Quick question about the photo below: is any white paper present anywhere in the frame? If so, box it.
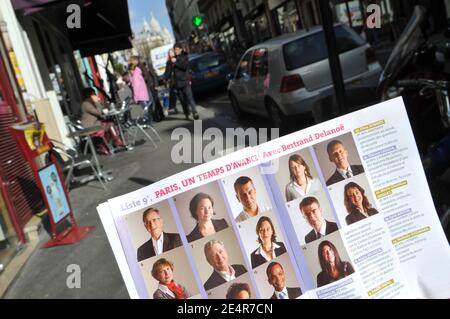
[97,97,450,299]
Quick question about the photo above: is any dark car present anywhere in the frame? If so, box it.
[189,52,232,95]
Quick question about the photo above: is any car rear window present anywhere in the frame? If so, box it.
[283,25,365,70]
[190,55,226,72]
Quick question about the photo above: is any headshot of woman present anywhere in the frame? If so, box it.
[317,240,354,287]
[343,182,379,225]
[285,154,322,202]
[250,216,286,269]
[186,192,228,242]
[151,258,192,299]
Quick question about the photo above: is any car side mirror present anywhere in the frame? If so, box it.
[226,73,234,81]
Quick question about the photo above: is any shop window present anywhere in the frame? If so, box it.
[257,15,271,42]
[275,1,301,34]
[306,1,318,26]
[0,185,19,272]
[335,0,364,27]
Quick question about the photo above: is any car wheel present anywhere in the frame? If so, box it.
[266,99,287,128]
[229,93,244,117]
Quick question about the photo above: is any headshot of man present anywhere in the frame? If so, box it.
[299,197,338,244]
[151,258,192,299]
[285,154,322,202]
[344,182,379,225]
[234,176,269,223]
[137,208,182,262]
[225,282,252,299]
[203,240,247,291]
[186,193,228,243]
[266,262,302,299]
[250,216,286,269]
[325,140,364,186]
[317,240,355,287]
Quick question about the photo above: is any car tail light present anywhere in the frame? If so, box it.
[280,74,305,93]
[366,47,377,65]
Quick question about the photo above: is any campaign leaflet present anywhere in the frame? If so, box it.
[98,97,450,299]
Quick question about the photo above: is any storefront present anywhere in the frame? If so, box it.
[214,18,239,60]
[245,5,272,46]
[305,0,321,27]
[25,14,85,117]
[334,0,395,29]
[269,0,302,35]
[0,190,18,272]
[334,0,366,28]
[0,29,45,271]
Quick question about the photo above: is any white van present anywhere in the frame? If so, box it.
[150,43,174,78]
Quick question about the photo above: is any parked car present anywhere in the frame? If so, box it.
[227,24,382,127]
[189,51,232,95]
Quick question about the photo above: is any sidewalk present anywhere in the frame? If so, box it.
[3,104,237,299]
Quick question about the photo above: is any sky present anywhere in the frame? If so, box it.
[128,0,174,35]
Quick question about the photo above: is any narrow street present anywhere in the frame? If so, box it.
[2,96,273,298]
[1,0,449,302]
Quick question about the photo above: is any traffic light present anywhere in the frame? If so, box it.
[192,15,203,28]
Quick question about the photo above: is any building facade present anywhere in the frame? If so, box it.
[132,13,175,64]
[0,0,132,273]
[196,0,322,61]
[167,0,201,41]
[0,7,45,272]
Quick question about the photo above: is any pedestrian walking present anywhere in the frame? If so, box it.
[128,56,152,124]
[170,43,199,120]
[163,48,179,115]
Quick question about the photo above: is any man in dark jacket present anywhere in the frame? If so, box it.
[299,197,338,244]
[325,140,365,186]
[203,240,247,291]
[163,48,179,114]
[267,262,302,299]
[137,208,182,262]
[171,43,199,120]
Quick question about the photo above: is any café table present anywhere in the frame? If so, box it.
[67,126,114,182]
[102,108,134,151]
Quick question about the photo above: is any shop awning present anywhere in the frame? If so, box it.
[67,0,133,56]
[12,0,132,56]
[11,0,60,13]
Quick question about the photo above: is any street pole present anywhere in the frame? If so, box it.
[318,0,348,115]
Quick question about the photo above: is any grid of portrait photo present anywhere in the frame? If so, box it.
[116,165,305,299]
[114,132,381,298]
[313,132,381,228]
[268,132,380,289]
[122,201,201,299]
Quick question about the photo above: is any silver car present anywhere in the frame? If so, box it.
[227,24,382,127]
